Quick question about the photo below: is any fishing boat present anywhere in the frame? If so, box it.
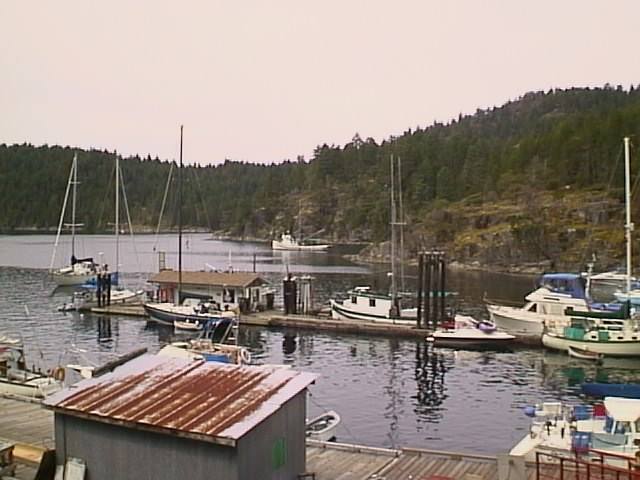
[568,345,604,362]
[330,155,418,324]
[305,410,341,442]
[510,397,640,467]
[426,316,515,348]
[0,335,64,399]
[49,153,97,287]
[272,232,330,251]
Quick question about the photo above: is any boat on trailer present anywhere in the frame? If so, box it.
[305,410,341,442]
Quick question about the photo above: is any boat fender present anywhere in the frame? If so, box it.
[53,366,66,382]
[523,406,537,418]
[239,348,251,364]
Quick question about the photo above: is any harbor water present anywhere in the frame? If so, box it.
[2,233,640,456]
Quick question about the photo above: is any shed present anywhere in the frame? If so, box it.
[147,270,275,312]
[44,355,318,480]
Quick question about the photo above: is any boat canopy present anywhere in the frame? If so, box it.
[538,273,588,299]
[604,396,640,422]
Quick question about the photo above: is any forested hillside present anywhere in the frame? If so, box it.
[2,85,640,272]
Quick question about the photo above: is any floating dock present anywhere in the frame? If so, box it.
[0,396,524,480]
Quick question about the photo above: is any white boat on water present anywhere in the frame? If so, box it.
[426,316,515,348]
[510,397,640,467]
[485,273,622,339]
[0,335,64,399]
[330,286,422,324]
[542,302,640,357]
[271,232,330,251]
[567,345,604,362]
[50,153,98,287]
[305,410,341,442]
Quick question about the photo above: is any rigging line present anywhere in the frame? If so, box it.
[189,167,214,232]
[118,162,144,282]
[49,153,76,271]
[152,163,175,252]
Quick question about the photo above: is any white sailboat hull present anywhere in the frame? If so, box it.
[542,333,640,357]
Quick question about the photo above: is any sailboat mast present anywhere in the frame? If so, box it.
[115,154,120,274]
[178,126,183,298]
[71,154,78,257]
[624,136,632,294]
[390,154,397,298]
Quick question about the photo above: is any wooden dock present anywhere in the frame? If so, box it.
[0,396,546,480]
[87,306,542,345]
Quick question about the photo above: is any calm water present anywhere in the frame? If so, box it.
[2,234,640,455]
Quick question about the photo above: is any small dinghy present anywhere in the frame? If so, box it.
[568,345,604,362]
[427,315,515,348]
[305,410,341,442]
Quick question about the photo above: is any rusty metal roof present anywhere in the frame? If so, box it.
[147,270,268,288]
[44,355,318,447]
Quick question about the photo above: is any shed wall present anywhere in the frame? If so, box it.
[54,415,239,480]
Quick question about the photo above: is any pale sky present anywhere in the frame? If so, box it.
[2,1,639,166]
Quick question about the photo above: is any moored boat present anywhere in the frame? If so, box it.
[0,335,64,399]
[426,316,515,348]
[542,302,640,357]
[305,410,341,442]
[568,345,604,362]
[272,232,330,251]
[510,397,640,467]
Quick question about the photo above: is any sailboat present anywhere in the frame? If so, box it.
[50,153,97,286]
[613,137,640,305]
[71,154,145,311]
[144,127,238,328]
[330,154,416,323]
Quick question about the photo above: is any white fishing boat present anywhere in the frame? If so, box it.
[510,397,640,467]
[49,153,97,286]
[271,232,330,251]
[426,315,515,348]
[305,410,341,442]
[0,335,64,399]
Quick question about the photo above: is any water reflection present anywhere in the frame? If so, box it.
[414,343,448,420]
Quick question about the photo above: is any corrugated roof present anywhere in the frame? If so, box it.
[44,355,318,447]
[147,270,268,288]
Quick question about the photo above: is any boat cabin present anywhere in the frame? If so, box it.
[147,270,274,313]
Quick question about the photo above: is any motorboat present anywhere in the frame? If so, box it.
[426,315,515,348]
[271,232,330,251]
[510,397,640,467]
[0,335,64,399]
[486,273,621,339]
[305,410,341,442]
[145,298,238,327]
[157,316,251,365]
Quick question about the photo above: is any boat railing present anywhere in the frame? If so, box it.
[535,450,640,479]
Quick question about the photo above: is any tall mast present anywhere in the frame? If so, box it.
[625,136,632,294]
[178,125,183,299]
[390,154,397,297]
[115,154,120,273]
[71,153,78,257]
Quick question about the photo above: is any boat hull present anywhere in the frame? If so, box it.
[306,410,340,442]
[0,376,63,399]
[330,300,419,325]
[542,333,640,357]
[428,330,515,348]
[581,382,640,398]
[486,304,545,337]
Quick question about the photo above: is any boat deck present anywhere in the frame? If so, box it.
[0,396,580,480]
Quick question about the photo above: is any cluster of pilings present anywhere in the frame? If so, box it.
[416,251,448,329]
